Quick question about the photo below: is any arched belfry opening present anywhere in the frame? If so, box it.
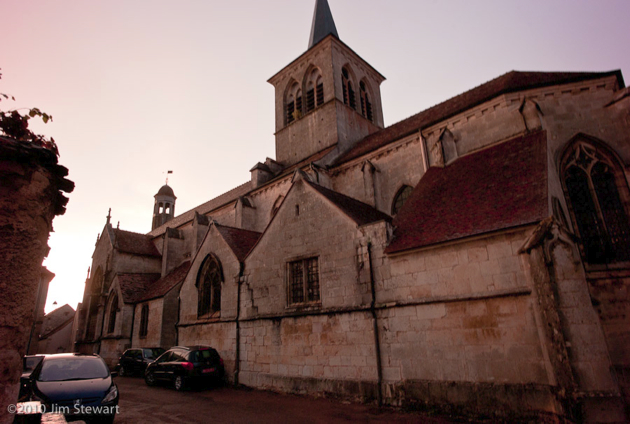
[268,0,386,167]
[152,184,177,230]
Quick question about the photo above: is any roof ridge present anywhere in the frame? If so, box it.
[214,222,262,235]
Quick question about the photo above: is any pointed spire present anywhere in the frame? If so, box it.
[308,0,339,49]
[106,208,111,225]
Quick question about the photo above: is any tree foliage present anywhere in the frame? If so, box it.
[0,69,58,155]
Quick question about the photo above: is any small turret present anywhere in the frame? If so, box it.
[152,184,176,230]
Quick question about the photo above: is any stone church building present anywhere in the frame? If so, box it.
[75,0,630,421]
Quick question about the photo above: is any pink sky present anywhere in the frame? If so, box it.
[2,0,629,313]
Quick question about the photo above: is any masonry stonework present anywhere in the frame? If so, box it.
[74,2,630,421]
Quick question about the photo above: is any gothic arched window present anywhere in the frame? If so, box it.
[561,140,630,264]
[392,185,414,216]
[139,304,149,338]
[305,68,324,112]
[196,255,223,317]
[286,82,302,124]
[360,80,373,122]
[342,67,356,110]
[107,293,119,334]
[271,195,284,219]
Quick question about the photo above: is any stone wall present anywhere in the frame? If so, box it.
[133,299,164,348]
[0,137,73,424]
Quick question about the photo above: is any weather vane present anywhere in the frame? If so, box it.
[165,170,173,185]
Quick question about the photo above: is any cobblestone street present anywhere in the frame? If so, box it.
[112,376,452,423]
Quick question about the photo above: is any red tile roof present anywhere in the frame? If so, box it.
[117,273,161,304]
[135,261,191,303]
[117,261,190,304]
[385,131,548,254]
[113,228,161,257]
[305,180,392,226]
[215,224,262,262]
[335,70,623,165]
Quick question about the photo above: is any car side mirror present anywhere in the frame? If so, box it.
[111,371,118,378]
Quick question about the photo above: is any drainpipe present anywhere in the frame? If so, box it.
[367,242,383,407]
[175,296,180,346]
[234,262,244,386]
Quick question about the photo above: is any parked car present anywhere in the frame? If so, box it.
[116,347,165,377]
[18,355,45,401]
[144,346,224,391]
[21,353,119,423]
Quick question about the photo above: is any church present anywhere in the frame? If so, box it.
[74,0,630,421]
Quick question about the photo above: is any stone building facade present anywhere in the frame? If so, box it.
[75,0,630,421]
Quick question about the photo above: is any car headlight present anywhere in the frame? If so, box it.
[102,385,118,404]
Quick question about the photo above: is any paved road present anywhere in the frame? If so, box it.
[114,376,453,423]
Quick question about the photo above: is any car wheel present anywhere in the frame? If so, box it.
[118,366,127,377]
[145,372,156,386]
[174,375,185,391]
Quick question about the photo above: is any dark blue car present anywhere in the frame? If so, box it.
[22,353,119,423]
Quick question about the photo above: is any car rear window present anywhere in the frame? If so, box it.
[38,357,109,382]
[190,349,220,363]
[143,348,164,360]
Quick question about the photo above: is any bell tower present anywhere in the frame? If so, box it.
[152,184,176,230]
[268,0,385,167]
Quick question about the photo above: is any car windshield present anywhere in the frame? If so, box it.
[143,348,165,360]
[24,356,44,372]
[38,357,109,382]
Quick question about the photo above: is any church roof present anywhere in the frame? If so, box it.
[215,224,262,262]
[113,228,161,257]
[117,273,161,304]
[117,261,190,304]
[385,130,548,254]
[148,181,252,237]
[308,0,339,49]
[40,304,75,339]
[134,261,191,303]
[335,70,624,165]
[305,180,392,226]
[156,184,175,198]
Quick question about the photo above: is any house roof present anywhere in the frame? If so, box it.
[40,304,75,338]
[113,228,161,257]
[117,273,161,304]
[134,261,191,303]
[305,180,392,226]
[215,224,262,262]
[334,70,623,166]
[385,130,548,254]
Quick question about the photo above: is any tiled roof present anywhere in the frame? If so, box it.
[385,131,548,254]
[134,261,191,303]
[148,182,252,237]
[40,304,75,338]
[117,273,161,304]
[305,180,392,226]
[278,144,337,174]
[215,224,262,262]
[335,70,623,165]
[113,228,161,257]
[147,146,338,239]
